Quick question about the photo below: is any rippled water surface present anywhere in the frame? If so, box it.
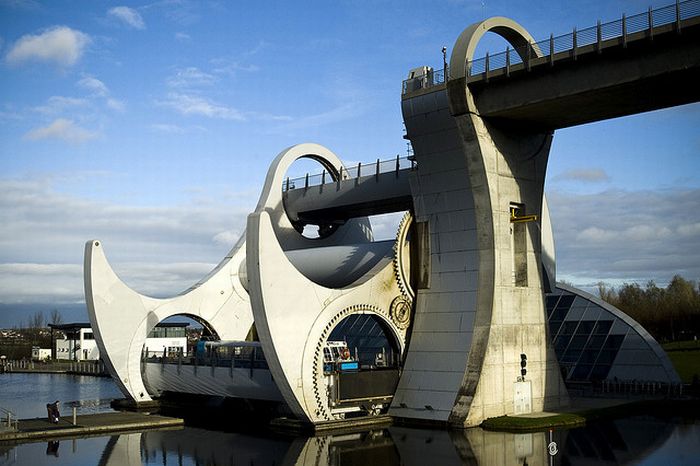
[1,373,699,465]
[0,372,121,418]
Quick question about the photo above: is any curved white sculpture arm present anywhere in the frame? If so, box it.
[247,143,410,422]
[84,237,251,402]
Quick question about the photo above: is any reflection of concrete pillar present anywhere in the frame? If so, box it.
[462,429,547,466]
[100,433,143,466]
[390,426,465,466]
[391,17,567,427]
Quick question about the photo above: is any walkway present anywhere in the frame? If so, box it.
[0,412,183,442]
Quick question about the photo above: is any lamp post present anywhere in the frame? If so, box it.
[442,46,448,79]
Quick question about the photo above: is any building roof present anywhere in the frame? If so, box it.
[48,323,91,330]
[48,322,190,331]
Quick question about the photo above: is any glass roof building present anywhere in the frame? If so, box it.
[546,283,680,384]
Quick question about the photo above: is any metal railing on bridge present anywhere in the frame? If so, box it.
[401,0,700,93]
[0,406,18,432]
[400,67,448,95]
[468,0,700,78]
[282,155,416,192]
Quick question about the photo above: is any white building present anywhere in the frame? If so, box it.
[49,322,188,361]
[31,346,51,361]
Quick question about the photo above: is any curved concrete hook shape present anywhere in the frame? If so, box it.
[449,16,542,82]
[247,143,410,422]
[84,236,252,402]
[254,142,373,250]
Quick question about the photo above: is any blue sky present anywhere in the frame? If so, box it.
[0,0,698,325]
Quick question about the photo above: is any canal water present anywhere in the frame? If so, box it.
[1,373,699,465]
[0,373,121,419]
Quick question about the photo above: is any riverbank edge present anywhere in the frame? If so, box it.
[3,368,111,377]
[480,398,700,432]
[0,412,184,443]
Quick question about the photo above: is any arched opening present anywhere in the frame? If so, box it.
[321,312,403,417]
[141,315,219,361]
[282,155,342,239]
[327,313,401,369]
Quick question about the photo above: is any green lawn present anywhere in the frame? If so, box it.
[662,340,700,351]
[665,349,700,384]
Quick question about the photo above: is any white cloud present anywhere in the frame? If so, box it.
[210,58,259,76]
[75,76,124,111]
[24,118,98,144]
[108,6,145,30]
[33,96,89,114]
[77,76,109,96]
[106,98,125,111]
[553,168,610,183]
[0,177,249,304]
[5,26,89,67]
[150,123,186,134]
[149,123,207,134]
[549,188,700,285]
[0,0,42,11]
[158,93,245,120]
[272,102,363,132]
[678,223,700,237]
[166,67,216,88]
[175,32,191,41]
[0,263,84,303]
[212,230,242,247]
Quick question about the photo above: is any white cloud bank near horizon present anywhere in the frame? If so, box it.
[0,174,698,306]
[0,176,250,304]
[548,188,700,287]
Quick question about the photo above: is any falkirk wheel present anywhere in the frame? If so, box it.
[87,14,671,428]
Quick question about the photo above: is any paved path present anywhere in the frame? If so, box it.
[0,411,183,442]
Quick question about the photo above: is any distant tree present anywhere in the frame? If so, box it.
[597,275,700,342]
[29,310,44,329]
[596,281,617,304]
[49,309,63,326]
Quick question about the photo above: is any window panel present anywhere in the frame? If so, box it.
[571,364,593,380]
[575,321,595,335]
[590,364,612,380]
[593,321,613,334]
[560,321,579,335]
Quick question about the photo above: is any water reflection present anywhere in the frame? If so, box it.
[2,415,697,465]
[0,372,121,419]
[45,440,59,457]
[93,416,681,466]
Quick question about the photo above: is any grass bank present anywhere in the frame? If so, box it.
[481,398,700,432]
[662,340,700,384]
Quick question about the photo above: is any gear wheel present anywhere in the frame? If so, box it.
[390,296,412,330]
[393,212,415,301]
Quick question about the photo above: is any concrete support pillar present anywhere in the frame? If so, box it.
[391,16,567,427]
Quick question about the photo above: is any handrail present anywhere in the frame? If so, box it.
[401,0,700,94]
[467,0,699,77]
[0,406,19,431]
[283,155,416,192]
[401,67,449,95]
